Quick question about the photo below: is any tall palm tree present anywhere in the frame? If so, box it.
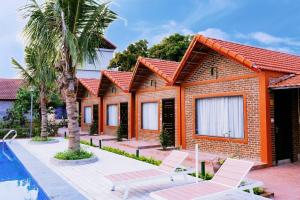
[22,0,117,151]
[12,46,56,140]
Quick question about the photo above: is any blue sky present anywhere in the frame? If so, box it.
[1,0,300,78]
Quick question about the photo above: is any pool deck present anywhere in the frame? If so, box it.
[11,139,197,200]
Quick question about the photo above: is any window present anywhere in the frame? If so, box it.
[111,87,117,94]
[150,80,156,87]
[84,107,92,124]
[195,96,244,138]
[107,104,118,126]
[142,102,158,130]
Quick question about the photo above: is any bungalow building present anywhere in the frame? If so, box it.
[98,70,134,138]
[129,57,180,145]
[77,78,100,133]
[171,35,300,166]
[0,79,23,119]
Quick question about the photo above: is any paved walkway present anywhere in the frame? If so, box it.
[249,162,300,200]
[15,139,196,200]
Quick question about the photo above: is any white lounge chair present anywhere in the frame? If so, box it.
[150,158,254,200]
[104,150,189,199]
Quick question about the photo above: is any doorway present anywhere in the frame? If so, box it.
[93,104,99,134]
[274,89,296,163]
[120,102,129,139]
[162,98,175,146]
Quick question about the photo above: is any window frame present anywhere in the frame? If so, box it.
[106,104,119,127]
[192,92,248,144]
[83,106,92,124]
[140,101,160,132]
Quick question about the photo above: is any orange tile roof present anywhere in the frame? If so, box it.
[270,74,300,89]
[173,35,300,83]
[101,70,133,92]
[78,78,100,96]
[138,57,179,82]
[0,78,23,100]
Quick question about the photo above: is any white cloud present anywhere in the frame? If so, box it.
[236,32,300,47]
[198,28,229,40]
[133,20,193,45]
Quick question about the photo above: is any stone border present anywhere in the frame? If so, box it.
[29,138,60,145]
[8,141,87,200]
[50,155,98,166]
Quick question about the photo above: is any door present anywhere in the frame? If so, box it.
[274,90,294,163]
[93,104,99,133]
[162,99,175,146]
[120,103,128,138]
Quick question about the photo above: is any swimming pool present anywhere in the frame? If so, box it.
[0,142,49,200]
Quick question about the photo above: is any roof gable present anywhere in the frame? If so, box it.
[78,78,100,96]
[129,57,179,90]
[99,70,132,96]
[172,34,300,84]
[0,79,23,100]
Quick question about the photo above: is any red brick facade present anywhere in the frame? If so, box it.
[181,51,262,160]
[133,68,179,143]
[101,82,132,136]
[80,93,100,132]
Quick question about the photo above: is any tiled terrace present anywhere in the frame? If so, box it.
[13,139,197,200]
[11,138,273,200]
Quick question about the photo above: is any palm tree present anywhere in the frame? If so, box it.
[22,0,117,151]
[12,46,56,140]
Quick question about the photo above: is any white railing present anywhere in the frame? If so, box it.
[2,130,17,143]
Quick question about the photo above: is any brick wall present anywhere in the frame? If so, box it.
[183,51,262,161]
[102,82,131,136]
[135,68,179,143]
[80,93,100,132]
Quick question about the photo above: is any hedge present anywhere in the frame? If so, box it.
[0,128,40,139]
[79,140,162,166]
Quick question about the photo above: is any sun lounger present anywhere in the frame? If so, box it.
[104,150,189,199]
[150,158,254,200]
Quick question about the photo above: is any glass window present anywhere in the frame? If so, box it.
[142,102,158,130]
[84,107,92,124]
[195,96,244,138]
[107,105,118,126]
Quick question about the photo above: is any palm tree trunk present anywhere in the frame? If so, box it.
[40,90,48,140]
[65,76,80,152]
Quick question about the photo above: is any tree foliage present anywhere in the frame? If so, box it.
[108,33,192,71]
[22,0,117,151]
[109,40,148,71]
[148,33,192,62]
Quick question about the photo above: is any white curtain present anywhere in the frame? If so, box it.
[196,96,244,138]
[107,105,118,126]
[84,107,92,124]
[142,102,158,130]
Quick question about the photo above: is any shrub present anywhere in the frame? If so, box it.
[89,121,98,135]
[54,149,93,160]
[159,125,173,150]
[101,146,162,166]
[116,126,122,141]
[31,136,54,142]
[0,127,40,139]
[189,172,214,180]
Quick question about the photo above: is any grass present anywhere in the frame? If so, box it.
[189,172,214,180]
[54,149,93,160]
[31,136,54,142]
[79,140,162,166]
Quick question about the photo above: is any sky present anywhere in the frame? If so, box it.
[1,0,300,78]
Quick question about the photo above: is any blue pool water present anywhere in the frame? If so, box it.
[0,142,49,200]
